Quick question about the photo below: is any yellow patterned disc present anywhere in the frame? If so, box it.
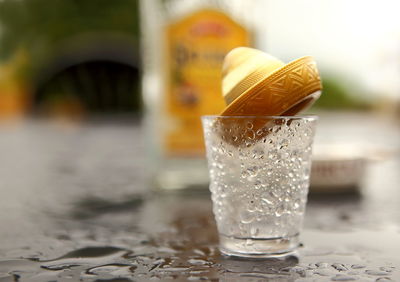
[221,47,322,116]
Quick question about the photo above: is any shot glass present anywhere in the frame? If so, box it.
[201,115,318,258]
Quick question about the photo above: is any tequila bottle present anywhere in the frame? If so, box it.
[140,0,259,190]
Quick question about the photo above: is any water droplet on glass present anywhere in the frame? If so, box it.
[247,166,259,177]
[254,180,262,190]
[250,227,259,236]
[252,148,265,159]
[293,199,301,210]
[272,189,283,198]
[273,126,281,133]
[245,239,254,246]
[240,210,255,224]
[247,130,256,140]
[275,204,285,217]
[261,191,275,205]
[247,201,257,212]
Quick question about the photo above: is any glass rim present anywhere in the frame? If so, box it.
[201,115,318,120]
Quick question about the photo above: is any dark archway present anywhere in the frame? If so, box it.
[34,60,141,117]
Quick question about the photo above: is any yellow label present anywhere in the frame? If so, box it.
[0,49,30,118]
[165,9,251,156]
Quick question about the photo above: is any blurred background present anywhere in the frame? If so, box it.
[0,0,400,119]
[0,0,399,194]
[0,0,399,120]
[0,0,141,119]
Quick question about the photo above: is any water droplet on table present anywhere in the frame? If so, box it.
[331,274,357,281]
[365,270,390,276]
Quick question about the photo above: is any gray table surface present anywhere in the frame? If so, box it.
[0,112,399,281]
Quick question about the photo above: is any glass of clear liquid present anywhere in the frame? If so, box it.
[201,115,318,258]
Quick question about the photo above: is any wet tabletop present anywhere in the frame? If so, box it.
[0,113,399,281]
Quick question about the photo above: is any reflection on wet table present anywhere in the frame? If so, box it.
[0,114,399,281]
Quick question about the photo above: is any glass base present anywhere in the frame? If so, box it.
[219,234,300,258]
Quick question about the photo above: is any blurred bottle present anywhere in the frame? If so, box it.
[141,0,258,191]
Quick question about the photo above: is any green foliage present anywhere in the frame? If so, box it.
[312,76,371,110]
[0,0,142,113]
[0,0,140,61]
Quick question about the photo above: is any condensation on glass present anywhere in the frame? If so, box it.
[202,116,318,257]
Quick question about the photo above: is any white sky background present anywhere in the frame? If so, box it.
[255,0,400,100]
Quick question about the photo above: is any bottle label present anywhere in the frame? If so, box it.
[165,9,251,156]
